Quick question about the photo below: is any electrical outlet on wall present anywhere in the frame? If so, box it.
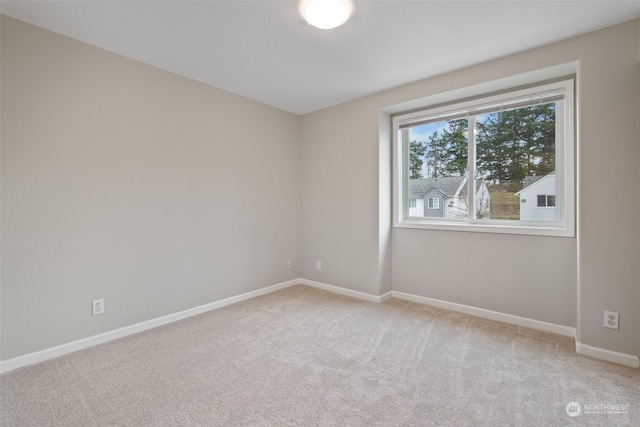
[92,298,104,316]
[604,311,618,330]
[316,260,322,271]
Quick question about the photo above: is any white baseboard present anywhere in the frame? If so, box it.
[379,291,393,303]
[576,342,640,368]
[299,278,391,303]
[3,278,636,373]
[0,279,299,374]
[391,290,577,338]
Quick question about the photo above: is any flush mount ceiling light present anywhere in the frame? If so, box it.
[299,0,354,30]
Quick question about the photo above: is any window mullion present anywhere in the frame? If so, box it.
[467,115,477,222]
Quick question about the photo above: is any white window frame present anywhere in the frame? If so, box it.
[409,198,417,208]
[392,79,575,237]
[427,198,439,209]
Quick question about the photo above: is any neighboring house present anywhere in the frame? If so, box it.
[515,172,556,221]
[408,176,490,218]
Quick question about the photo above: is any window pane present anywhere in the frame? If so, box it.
[475,102,556,222]
[407,119,469,219]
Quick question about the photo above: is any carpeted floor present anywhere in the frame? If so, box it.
[1,285,638,426]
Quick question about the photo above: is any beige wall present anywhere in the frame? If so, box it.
[575,20,640,356]
[2,15,638,362]
[1,16,301,360]
[301,20,639,356]
[300,104,384,294]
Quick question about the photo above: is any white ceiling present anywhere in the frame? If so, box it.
[2,1,639,115]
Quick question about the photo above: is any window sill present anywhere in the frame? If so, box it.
[394,220,575,237]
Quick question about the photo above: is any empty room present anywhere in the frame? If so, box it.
[1,1,639,425]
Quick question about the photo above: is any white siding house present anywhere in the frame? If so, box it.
[408,198,424,217]
[409,176,490,219]
[515,172,556,221]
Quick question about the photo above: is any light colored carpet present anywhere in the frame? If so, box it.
[1,285,638,426]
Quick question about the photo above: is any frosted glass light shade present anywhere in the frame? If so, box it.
[299,0,354,30]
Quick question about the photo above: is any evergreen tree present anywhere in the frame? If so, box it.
[408,104,555,186]
[442,119,468,176]
[409,140,426,179]
[526,104,556,176]
[425,130,448,178]
[476,103,555,185]
[476,115,509,184]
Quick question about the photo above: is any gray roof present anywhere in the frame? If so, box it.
[521,171,555,192]
[409,176,467,198]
